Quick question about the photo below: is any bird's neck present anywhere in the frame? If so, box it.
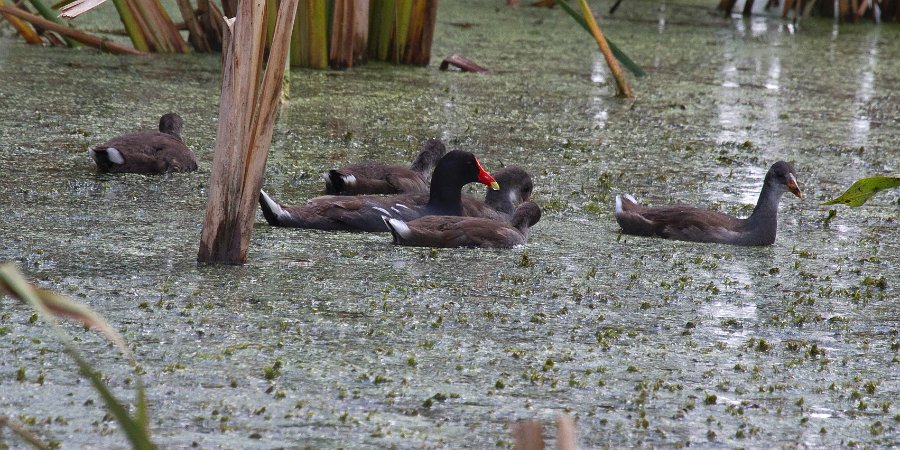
[485,189,514,216]
[744,182,783,237]
[427,181,464,215]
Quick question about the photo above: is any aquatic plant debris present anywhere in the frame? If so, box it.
[822,176,900,207]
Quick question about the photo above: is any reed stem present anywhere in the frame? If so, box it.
[576,0,633,98]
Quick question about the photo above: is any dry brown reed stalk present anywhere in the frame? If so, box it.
[511,420,545,450]
[175,0,210,52]
[0,4,142,54]
[576,0,633,98]
[0,0,42,44]
[555,415,576,450]
[330,0,369,69]
[195,0,226,51]
[510,415,577,450]
[125,0,189,52]
[439,54,489,73]
[402,0,437,65]
[59,0,108,18]
[198,0,298,265]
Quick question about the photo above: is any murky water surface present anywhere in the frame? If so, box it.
[1,1,898,448]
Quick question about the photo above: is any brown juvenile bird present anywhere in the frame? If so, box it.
[614,161,802,246]
[323,138,446,195]
[385,201,542,249]
[88,112,197,174]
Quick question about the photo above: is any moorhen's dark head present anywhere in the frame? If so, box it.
[765,161,802,199]
[412,138,448,171]
[484,166,533,214]
[431,150,499,191]
[158,113,184,139]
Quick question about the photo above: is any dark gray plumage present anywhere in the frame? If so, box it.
[614,161,802,246]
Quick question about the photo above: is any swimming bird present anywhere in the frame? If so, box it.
[323,138,447,195]
[614,161,802,246]
[259,150,499,232]
[464,166,534,221]
[385,201,542,248]
[88,112,197,174]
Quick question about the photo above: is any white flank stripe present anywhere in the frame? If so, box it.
[372,207,392,217]
[106,147,125,164]
[260,190,287,219]
[614,195,623,216]
[388,218,412,239]
[342,174,357,186]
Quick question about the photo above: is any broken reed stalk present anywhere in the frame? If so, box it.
[175,0,210,52]
[330,0,369,69]
[576,0,633,98]
[0,0,42,44]
[25,0,80,46]
[198,0,299,265]
[110,0,149,51]
[0,5,143,54]
[402,0,437,65]
[126,0,188,53]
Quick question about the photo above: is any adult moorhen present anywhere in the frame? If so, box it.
[614,161,802,246]
[323,138,447,195]
[385,201,542,249]
[259,150,499,232]
[88,113,198,174]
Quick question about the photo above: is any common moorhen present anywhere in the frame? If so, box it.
[385,201,542,249]
[463,166,534,221]
[614,161,802,246]
[323,138,447,195]
[88,113,198,174]
[260,150,500,232]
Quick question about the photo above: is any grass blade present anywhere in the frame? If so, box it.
[0,264,156,450]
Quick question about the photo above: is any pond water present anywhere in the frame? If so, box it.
[1,0,898,448]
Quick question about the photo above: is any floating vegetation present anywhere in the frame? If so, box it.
[823,176,900,207]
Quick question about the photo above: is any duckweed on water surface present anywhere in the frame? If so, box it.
[1,0,899,448]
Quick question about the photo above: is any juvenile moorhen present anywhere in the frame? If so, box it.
[323,138,447,195]
[462,166,534,221]
[385,201,542,249]
[88,113,198,174]
[259,150,499,232]
[614,161,802,246]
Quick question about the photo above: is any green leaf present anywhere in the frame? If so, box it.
[557,0,646,77]
[822,176,900,207]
